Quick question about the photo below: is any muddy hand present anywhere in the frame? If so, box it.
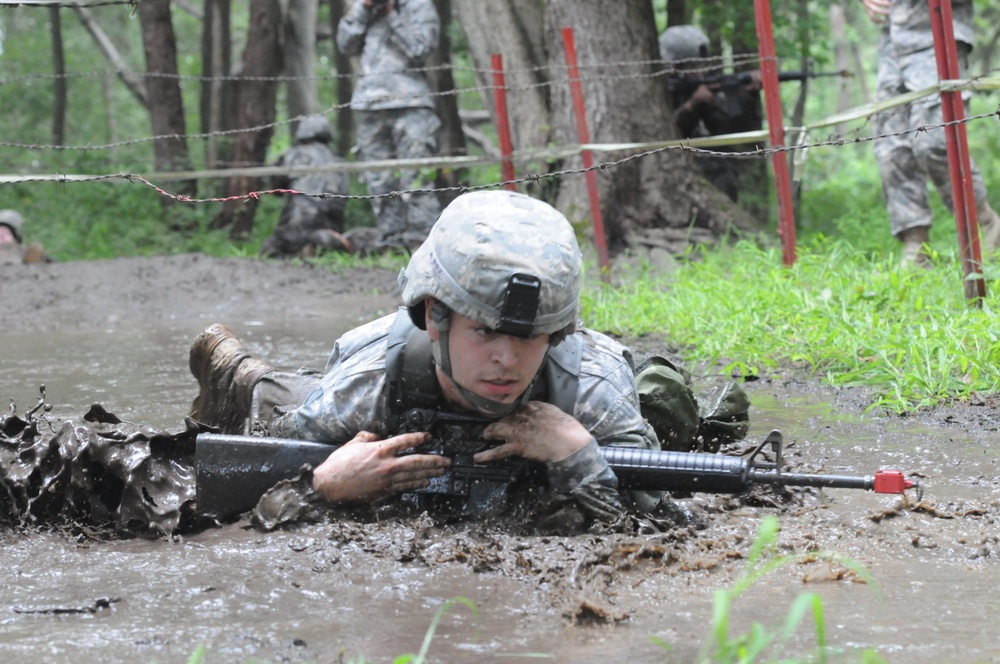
[474,401,592,464]
[311,430,450,503]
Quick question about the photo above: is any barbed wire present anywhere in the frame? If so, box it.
[6,106,996,215]
[0,0,136,8]
[3,5,999,208]
[4,64,997,156]
[0,53,752,86]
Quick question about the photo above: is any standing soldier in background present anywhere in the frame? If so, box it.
[861,0,1000,267]
[260,116,351,259]
[0,209,48,265]
[660,25,767,215]
[337,0,442,254]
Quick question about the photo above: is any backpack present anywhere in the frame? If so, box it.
[633,356,749,452]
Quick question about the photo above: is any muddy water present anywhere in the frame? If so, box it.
[2,319,1000,663]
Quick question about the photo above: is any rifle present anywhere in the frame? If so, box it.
[669,69,852,117]
[195,409,918,520]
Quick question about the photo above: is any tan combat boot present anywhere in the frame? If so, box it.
[899,226,932,269]
[22,243,45,264]
[977,202,1000,257]
[189,324,272,434]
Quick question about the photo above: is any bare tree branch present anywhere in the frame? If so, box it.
[73,5,148,109]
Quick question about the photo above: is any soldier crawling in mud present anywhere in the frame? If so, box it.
[191,191,686,524]
[259,116,351,259]
[0,209,49,265]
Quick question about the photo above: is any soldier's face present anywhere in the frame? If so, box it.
[428,309,550,409]
[0,226,15,245]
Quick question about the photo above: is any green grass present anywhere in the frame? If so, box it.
[651,515,887,664]
[581,235,1000,414]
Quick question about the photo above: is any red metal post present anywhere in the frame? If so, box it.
[928,0,985,302]
[561,26,611,282]
[490,53,517,191]
[753,0,798,266]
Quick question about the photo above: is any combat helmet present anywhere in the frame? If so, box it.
[659,25,710,63]
[0,209,24,243]
[398,190,582,415]
[295,115,334,144]
[400,190,581,338]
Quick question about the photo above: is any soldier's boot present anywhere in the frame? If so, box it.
[899,226,932,269]
[189,324,273,433]
[977,202,1000,256]
[22,243,45,264]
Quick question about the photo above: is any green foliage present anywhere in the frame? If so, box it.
[653,516,885,664]
[185,645,207,664]
[581,228,1000,414]
[391,596,479,664]
[0,177,278,260]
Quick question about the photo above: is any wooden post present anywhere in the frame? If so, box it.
[561,27,611,282]
[928,0,986,302]
[490,54,517,191]
[754,0,798,266]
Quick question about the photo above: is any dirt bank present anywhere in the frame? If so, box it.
[1,255,998,664]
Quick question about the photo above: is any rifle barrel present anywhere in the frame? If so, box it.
[747,469,873,491]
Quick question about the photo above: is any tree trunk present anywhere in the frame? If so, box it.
[543,0,760,255]
[428,0,466,209]
[49,7,66,146]
[665,0,688,27]
[216,0,283,239]
[452,0,551,163]
[201,0,233,170]
[283,0,319,139]
[329,0,354,158]
[138,0,196,205]
[830,3,852,127]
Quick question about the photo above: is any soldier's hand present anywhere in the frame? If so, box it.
[686,83,717,109]
[475,401,592,464]
[860,0,890,24]
[311,430,450,503]
[363,0,394,16]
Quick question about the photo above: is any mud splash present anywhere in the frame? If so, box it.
[0,388,202,536]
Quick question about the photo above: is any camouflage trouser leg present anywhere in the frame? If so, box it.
[356,108,442,248]
[872,41,989,237]
[250,370,323,424]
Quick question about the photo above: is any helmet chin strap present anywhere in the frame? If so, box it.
[429,301,539,419]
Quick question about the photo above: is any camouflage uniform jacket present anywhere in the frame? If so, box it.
[272,141,349,224]
[273,142,349,199]
[881,0,973,55]
[336,0,439,111]
[269,310,660,520]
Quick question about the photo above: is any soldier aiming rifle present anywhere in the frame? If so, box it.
[660,25,848,210]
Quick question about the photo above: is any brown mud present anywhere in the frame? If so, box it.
[1,255,999,664]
